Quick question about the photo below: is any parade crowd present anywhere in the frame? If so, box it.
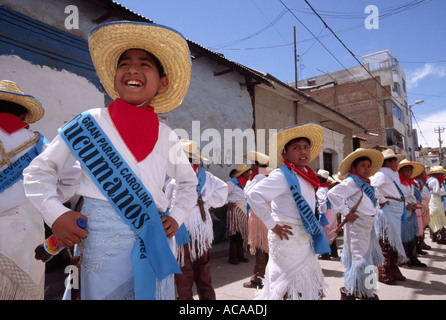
[1,20,446,301]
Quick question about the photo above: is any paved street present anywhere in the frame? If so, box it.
[44,229,446,301]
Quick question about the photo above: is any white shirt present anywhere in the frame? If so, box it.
[316,186,329,214]
[328,176,378,217]
[245,168,316,230]
[226,178,247,203]
[428,177,446,197]
[23,107,198,227]
[371,167,403,205]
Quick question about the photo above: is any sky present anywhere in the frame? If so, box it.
[116,0,446,150]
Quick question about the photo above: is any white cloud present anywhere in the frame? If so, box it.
[407,63,446,89]
[413,109,446,149]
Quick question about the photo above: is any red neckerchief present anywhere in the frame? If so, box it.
[108,98,159,162]
[0,113,29,134]
[350,170,371,185]
[249,169,259,180]
[193,163,199,173]
[428,175,445,185]
[318,182,331,190]
[237,176,247,187]
[284,159,320,188]
[399,172,417,187]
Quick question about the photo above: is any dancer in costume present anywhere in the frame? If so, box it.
[328,148,384,300]
[371,149,408,284]
[23,21,198,300]
[166,139,227,300]
[398,159,427,268]
[427,166,446,244]
[246,123,330,300]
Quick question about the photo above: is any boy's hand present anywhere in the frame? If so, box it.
[51,211,88,248]
[345,212,359,223]
[161,215,179,238]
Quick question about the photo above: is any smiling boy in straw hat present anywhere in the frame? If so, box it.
[328,148,384,299]
[371,148,409,284]
[165,139,227,300]
[427,165,446,244]
[23,21,198,300]
[226,163,251,264]
[0,80,48,299]
[246,123,330,300]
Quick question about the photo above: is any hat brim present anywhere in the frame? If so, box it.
[186,151,208,162]
[235,167,251,178]
[383,153,406,162]
[268,123,324,168]
[243,151,269,165]
[428,167,446,175]
[398,161,425,178]
[88,21,191,114]
[338,148,384,177]
[0,91,44,123]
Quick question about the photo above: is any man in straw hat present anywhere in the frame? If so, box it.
[246,123,330,300]
[0,80,48,299]
[426,165,446,244]
[226,163,251,264]
[371,149,409,284]
[328,148,384,299]
[397,160,427,268]
[23,21,198,300]
[165,139,227,300]
[242,151,271,289]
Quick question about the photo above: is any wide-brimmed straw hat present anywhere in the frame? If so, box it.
[0,80,44,123]
[268,122,324,168]
[382,149,406,162]
[180,139,208,162]
[243,151,269,166]
[316,169,330,179]
[397,159,425,178]
[234,164,251,178]
[428,165,446,175]
[338,148,384,177]
[88,21,191,114]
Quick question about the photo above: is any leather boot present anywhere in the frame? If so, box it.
[175,245,195,300]
[340,287,355,300]
[408,239,427,267]
[228,236,239,264]
[378,239,395,284]
[193,250,216,300]
[388,249,406,281]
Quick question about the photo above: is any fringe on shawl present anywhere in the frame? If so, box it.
[248,210,269,255]
[0,255,44,300]
[374,210,408,264]
[341,231,384,299]
[226,203,249,249]
[401,210,419,242]
[429,194,446,233]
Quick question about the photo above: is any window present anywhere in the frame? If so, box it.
[402,78,406,93]
[391,101,402,121]
[394,82,401,96]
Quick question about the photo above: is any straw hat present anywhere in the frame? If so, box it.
[0,80,44,123]
[268,122,324,168]
[428,165,446,175]
[397,159,425,178]
[180,139,208,161]
[316,169,330,180]
[234,164,251,178]
[382,149,406,162]
[338,148,384,177]
[243,151,269,165]
[88,21,191,114]
[332,173,344,183]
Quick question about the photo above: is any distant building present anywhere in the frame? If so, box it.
[295,50,416,159]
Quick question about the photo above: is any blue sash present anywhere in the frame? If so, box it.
[58,112,181,300]
[418,179,430,193]
[279,164,330,254]
[196,166,206,197]
[348,174,377,206]
[383,172,407,223]
[230,176,251,215]
[0,133,48,193]
[414,186,422,203]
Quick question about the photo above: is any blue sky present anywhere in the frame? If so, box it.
[117,0,445,149]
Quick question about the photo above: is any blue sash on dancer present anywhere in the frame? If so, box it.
[280,164,330,254]
[58,112,181,300]
[196,166,206,197]
[0,133,48,193]
[383,172,407,223]
[348,173,377,206]
[414,187,422,203]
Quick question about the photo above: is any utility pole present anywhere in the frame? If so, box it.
[435,126,445,166]
[294,26,298,88]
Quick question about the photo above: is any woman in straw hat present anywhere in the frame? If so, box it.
[0,80,47,299]
[427,166,446,244]
[23,21,198,300]
[246,123,329,300]
[371,149,408,284]
[165,139,227,300]
[226,163,251,264]
[328,148,384,299]
[243,151,271,289]
[397,160,427,268]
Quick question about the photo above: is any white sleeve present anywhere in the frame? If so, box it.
[201,172,228,210]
